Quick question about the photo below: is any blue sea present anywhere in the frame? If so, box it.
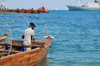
[0,10,100,66]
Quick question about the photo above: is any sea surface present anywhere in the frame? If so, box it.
[0,10,100,66]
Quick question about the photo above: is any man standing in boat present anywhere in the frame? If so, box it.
[22,22,36,51]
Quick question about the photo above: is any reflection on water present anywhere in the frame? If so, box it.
[37,57,47,66]
[37,57,53,66]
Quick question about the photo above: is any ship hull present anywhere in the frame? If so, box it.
[66,5,100,11]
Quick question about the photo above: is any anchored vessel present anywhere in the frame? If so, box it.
[66,0,100,11]
[38,5,49,13]
[54,7,58,11]
[0,1,40,14]
[0,14,54,66]
[0,0,49,14]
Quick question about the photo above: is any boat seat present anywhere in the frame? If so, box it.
[0,53,8,58]
[0,40,46,48]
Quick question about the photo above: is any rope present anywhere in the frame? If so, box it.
[0,17,13,55]
[7,31,46,37]
[0,15,41,19]
[31,14,48,35]
[0,25,27,29]
[0,22,14,23]
[0,23,46,29]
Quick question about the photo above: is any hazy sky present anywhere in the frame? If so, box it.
[0,0,95,10]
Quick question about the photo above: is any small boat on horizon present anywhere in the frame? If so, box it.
[66,0,100,11]
[54,7,58,11]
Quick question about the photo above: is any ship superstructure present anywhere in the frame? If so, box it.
[0,0,7,10]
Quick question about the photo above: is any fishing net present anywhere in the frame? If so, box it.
[0,13,48,55]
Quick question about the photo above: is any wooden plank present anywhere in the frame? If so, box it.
[0,46,48,66]
[0,50,21,53]
[0,53,7,55]
[0,53,8,58]
[0,48,41,66]
[0,42,45,47]
[0,43,44,47]
[11,40,45,45]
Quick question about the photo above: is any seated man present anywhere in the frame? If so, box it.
[22,22,36,51]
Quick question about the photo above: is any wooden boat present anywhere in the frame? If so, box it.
[0,13,53,66]
[0,35,54,66]
[0,9,41,14]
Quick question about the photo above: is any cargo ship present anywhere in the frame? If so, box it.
[66,0,100,11]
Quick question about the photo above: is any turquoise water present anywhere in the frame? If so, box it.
[0,10,100,66]
[38,11,100,66]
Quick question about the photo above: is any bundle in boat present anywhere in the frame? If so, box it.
[0,33,10,49]
[0,33,9,42]
[0,35,7,49]
[0,35,7,42]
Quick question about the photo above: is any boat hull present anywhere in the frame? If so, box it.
[0,39,52,66]
[0,9,40,14]
[66,5,100,11]
[41,10,49,13]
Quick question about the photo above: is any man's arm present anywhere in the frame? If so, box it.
[31,35,35,41]
[22,35,24,39]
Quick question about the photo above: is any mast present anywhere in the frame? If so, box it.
[3,0,5,2]
[55,7,58,10]
[78,0,80,6]
[3,0,5,3]
[95,0,100,3]
[95,0,97,2]
[2,0,5,4]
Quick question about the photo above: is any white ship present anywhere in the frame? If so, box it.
[66,0,100,11]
